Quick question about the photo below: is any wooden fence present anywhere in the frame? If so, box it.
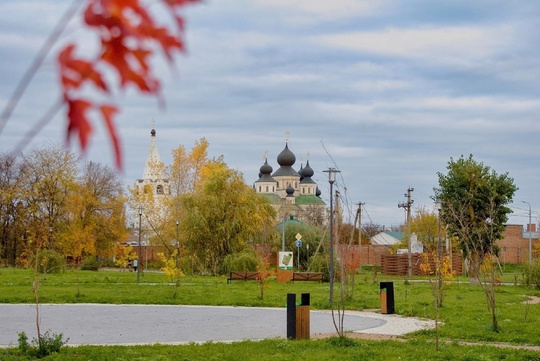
[381,253,463,276]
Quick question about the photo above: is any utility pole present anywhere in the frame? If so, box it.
[522,201,532,264]
[356,202,365,248]
[398,187,414,277]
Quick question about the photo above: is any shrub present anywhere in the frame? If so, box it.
[35,250,65,274]
[221,251,259,274]
[80,257,101,271]
[308,254,330,281]
[18,330,68,358]
[524,258,540,289]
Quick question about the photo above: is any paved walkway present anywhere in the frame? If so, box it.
[0,304,434,347]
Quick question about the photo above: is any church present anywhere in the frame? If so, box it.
[253,141,326,226]
[134,127,326,226]
[134,127,170,199]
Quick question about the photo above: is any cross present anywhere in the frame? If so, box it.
[151,118,156,129]
[285,130,289,143]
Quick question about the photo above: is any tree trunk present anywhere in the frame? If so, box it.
[467,252,481,284]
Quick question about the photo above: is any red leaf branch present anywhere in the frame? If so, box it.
[57,0,198,169]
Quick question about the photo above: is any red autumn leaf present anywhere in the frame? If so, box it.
[101,38,159,93]
[100,105,122,169]
[56,0,199,169]
[66,98,93,151]
[58,44,108,92]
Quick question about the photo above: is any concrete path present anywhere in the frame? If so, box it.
[0,304,434,347]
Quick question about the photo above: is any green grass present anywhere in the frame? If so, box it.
[1,267,540,360]
[2,338,540,361]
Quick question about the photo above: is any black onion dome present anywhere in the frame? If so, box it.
[286,184,295,196]
[260,159,273,175]
[151,128,156,136]
[316,186,322,197]
[298,164,305,181]
[277,143,296,167]
[302,160,314,178]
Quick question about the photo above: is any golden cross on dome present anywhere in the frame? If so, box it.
[285,130,290,143]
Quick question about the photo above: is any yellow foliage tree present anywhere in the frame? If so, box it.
[158,250,184,298]
[115,245,137,271]
[181,161,276,274]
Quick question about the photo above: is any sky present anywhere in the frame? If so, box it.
[0,0,539,228]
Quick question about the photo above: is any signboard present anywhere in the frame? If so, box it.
[295,239,302,247]
[279,251,293,270]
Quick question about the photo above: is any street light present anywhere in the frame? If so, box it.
[522,201,532,264]
[435,200,442,260]
[323,167,340,307]
[144,234,148,272]
[137,206,143,283]
[175,219,179,267]
[281,196,286,252]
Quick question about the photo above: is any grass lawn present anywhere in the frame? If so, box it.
[1,267,540,360]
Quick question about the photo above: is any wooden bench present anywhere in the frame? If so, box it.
[227,271,259,284]
[291,272,324,283]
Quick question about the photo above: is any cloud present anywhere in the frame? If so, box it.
[314,25,514,66]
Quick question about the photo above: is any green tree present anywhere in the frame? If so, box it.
[434,155,517,279]
[434,155,517,333]
[280,221,323,271]
[181,161,276,275]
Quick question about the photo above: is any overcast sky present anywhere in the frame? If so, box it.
[1,0,539,228]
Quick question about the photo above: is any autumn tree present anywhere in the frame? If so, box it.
[409,206,439,252]
[58,161,127,264]
[181,161,276,275]
[0,153,26,266]
[1,144,128,266]
[159,138,213,254]
[20,144,80,255]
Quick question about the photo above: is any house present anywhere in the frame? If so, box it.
[371,231,403,246]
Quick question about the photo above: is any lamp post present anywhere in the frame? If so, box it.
[435,200,442,260]
[281,196,286,252]
[137,206,142,283]
[175,219,179,268]
[144,234,148,272]
[522,201,532,264]
[323,167,340,307]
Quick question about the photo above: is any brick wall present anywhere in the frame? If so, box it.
[497,224,538,264]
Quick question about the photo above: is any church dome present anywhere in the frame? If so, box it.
[260,159,273,175]
[151,128,156,136]
[277,143,296,167]
[316,186,322,197]
[286,184,295,196]
[302,160,314,178]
